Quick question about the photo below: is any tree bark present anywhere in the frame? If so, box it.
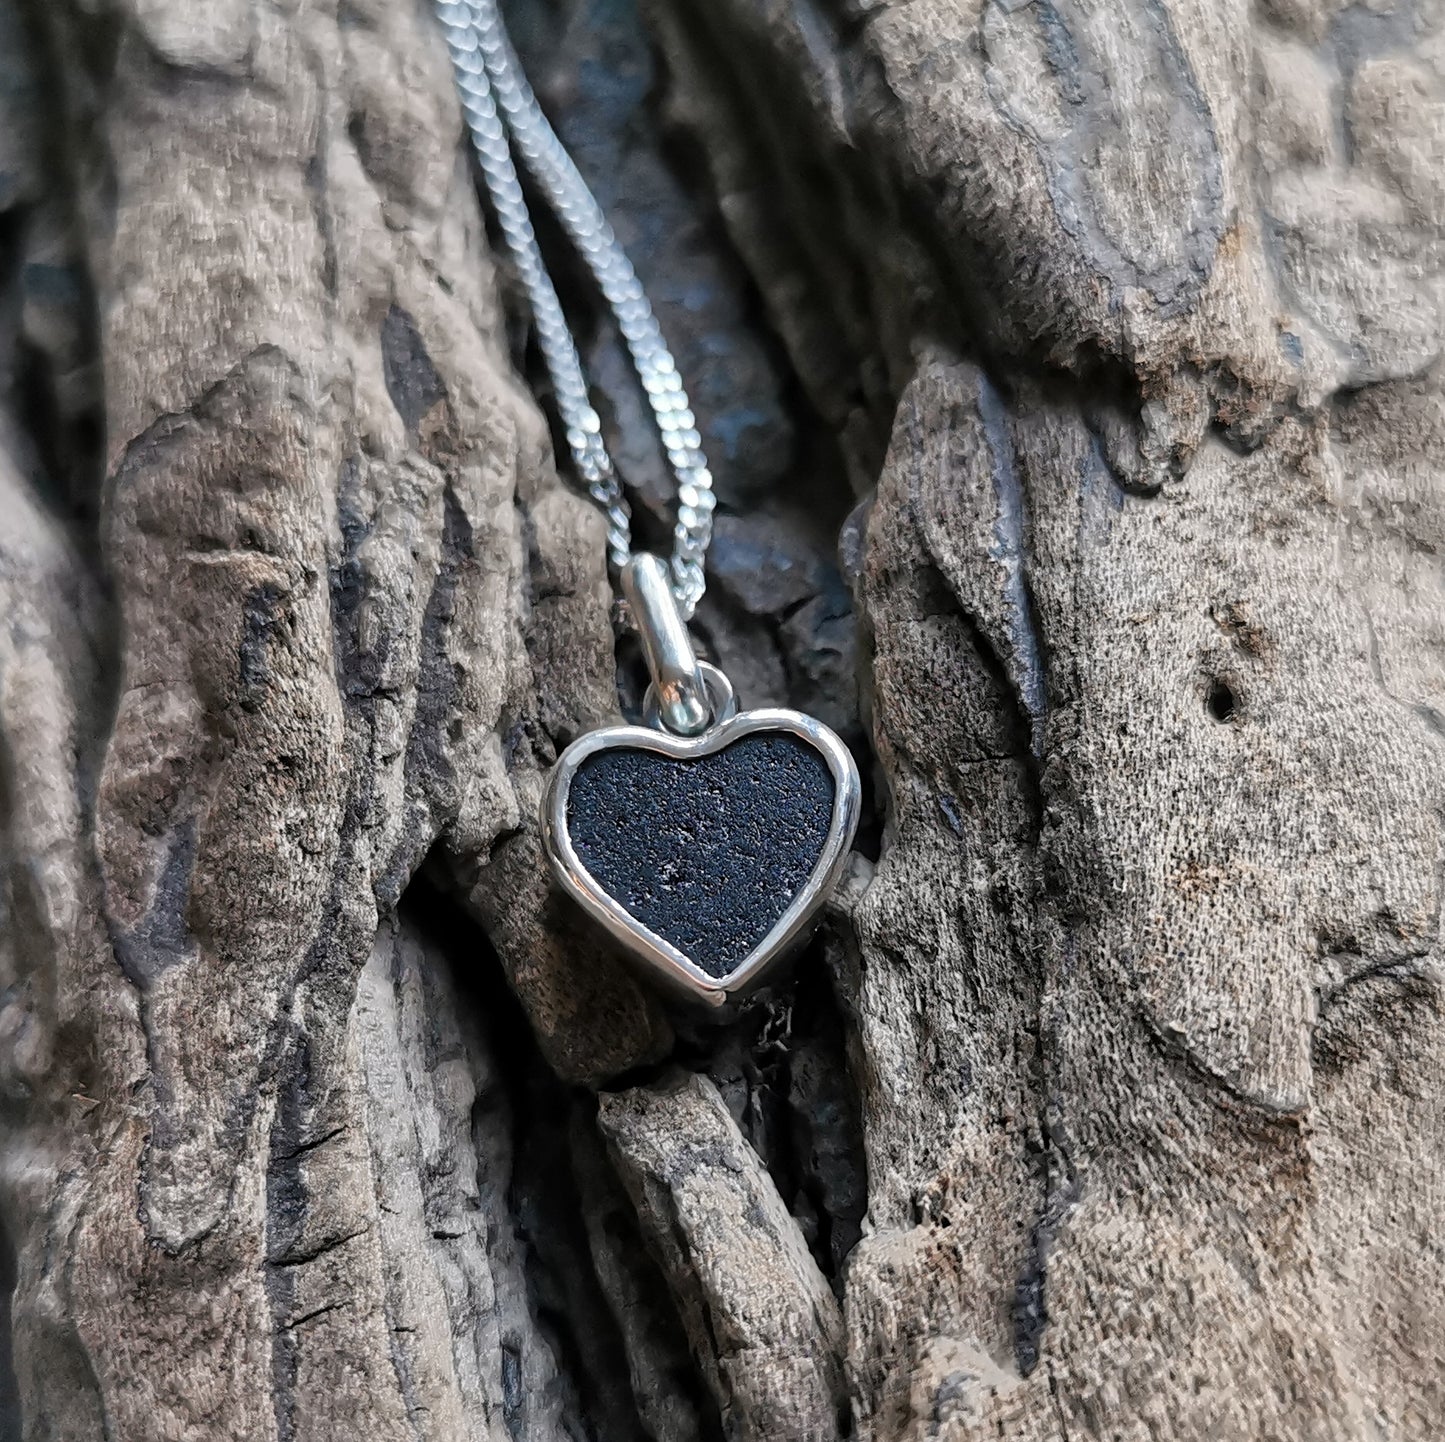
[0,0,1442,1437]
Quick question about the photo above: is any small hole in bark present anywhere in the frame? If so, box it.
[1205,678,1238,723]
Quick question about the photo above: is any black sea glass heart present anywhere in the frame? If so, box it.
[542,710,860,1003]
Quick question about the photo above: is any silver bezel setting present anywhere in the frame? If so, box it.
[542,707,862,1006]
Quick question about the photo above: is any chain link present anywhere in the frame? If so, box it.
[436,0,715,617]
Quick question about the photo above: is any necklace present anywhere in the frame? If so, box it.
[438,0,860,1005]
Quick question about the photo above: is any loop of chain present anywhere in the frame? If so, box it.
[436,0,714,617]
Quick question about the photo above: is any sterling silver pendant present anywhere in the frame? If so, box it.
[541,556,861,1005]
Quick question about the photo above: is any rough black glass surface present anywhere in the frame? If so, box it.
[566,732,837,979]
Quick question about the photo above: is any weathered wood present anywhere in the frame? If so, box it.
[1,0,1442,1436]
[598,1070,846,1440]
[644,0,1445,1433]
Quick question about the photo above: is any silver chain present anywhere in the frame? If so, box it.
[436,0,715,618]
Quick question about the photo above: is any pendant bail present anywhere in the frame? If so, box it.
[622,554,711,736]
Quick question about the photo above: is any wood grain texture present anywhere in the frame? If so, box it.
[0,0,1441,1436]
[598,1070,847,1440]
[642,0,1445,1433]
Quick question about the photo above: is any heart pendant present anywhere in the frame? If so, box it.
[542,707,861,1004]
